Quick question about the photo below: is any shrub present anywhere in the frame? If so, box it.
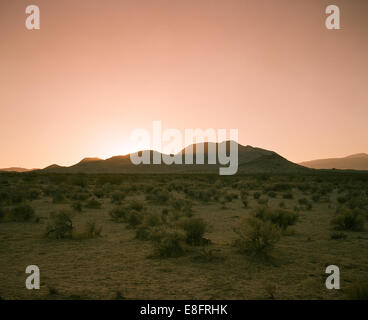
[143,212,164,227]
[52,191,65,203]
[0,207,6,221]
[268,191,277,198]
[242,199,249,208]
[71,201,83,212]
[146,188,170,204]
[331,209,365,231]
[330,231,347,240]
[283,193,293,199]
[257,197,269,206]
[9,205,37,222]
[253,192,261,200]
[298,198,312,210]
[85,220,102,238]
[128,200,144,212]
[253,206,298,230]
[179,217,208,246]
[28,189,41,200]
[111,192,125,204]
[109,206,128,222]
[85,198,101,209]
[170,199,193,216]
[125,210,144,228]
[234,216,281,257]
[154,230,186,258]
[135,226,152,241]
[45,211,73,239]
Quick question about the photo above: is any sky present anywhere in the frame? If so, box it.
[0,0,367,169]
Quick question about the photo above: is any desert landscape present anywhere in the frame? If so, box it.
[1,0,368,303]
[1,147,368,299]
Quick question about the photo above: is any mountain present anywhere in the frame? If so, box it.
[42,141,309,174]
[299,153,368,170]
[0,167,36,172]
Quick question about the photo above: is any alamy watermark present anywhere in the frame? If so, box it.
[129,121,239,175]
[24,4,341,31]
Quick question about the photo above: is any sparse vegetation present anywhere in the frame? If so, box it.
[1,171,368,299]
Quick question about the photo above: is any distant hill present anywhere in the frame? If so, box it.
[299,153,368,170]
[0,167,36,172]
[41,141,309,174]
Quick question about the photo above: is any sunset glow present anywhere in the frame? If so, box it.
[0,0,367,169]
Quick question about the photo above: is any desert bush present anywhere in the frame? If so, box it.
[298,198,312,210]
[125,210,144,228]
[52,191,65,203]
[283,193,293,199]
[135,226,152,241]
[93,188,105,199]
[10,190,26,204]
[154,230,186,258]
[242,199,249,208]
[85,220,102,238]
[128,200,144,212]
[330,231,347,240]
[253,192,261,200]
[331,209,365,231]
[143,211,164,227]
[234,216,281,257]
[111,192,125,204]
[0,207,6,222]
[253,206,298,230]
[45,211,73,239]
[109,206,128,222]
[28,189,41,200]
[170,199,193,217]
[257,197,269,206]
[146,188,170,204]
[71,192,90,201]
[267,191,277,198]
[71,201,83,212]
[9,205,38,222]
[337,195,347,204]
[179,217,208,246]
[85,198,102,209]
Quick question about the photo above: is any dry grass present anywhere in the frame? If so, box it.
[0,173,367,300]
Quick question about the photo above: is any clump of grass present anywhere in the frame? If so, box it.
[44,210,73,239]
[331,208,365,231]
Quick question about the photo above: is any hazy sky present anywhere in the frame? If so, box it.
[1,0,367,168]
